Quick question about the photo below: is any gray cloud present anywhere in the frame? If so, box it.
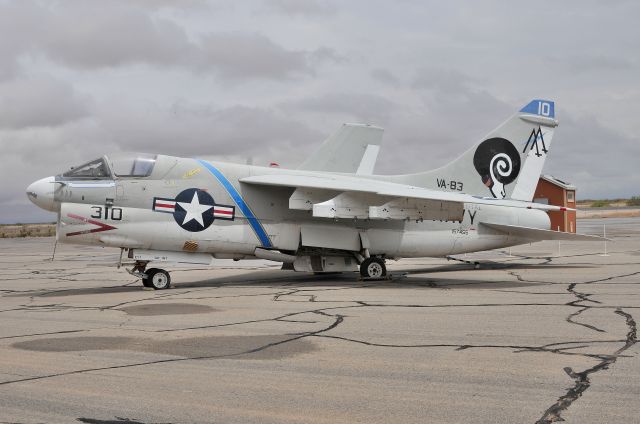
[412,67,479,93]
[0,2,46,80]
[198,33,313,80]
[564,54,636,72]
[0,76,90,129]
[97,100,322,159]
[262,0,336,16]
[0,1,336,82]
[0,1,193,76]
[371,68,400,86]
[284,93,395,123]
[545,114,640,198]
[41,2,193,69]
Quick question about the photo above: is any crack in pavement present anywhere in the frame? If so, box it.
[566,283,606,333]
[536,308,637,423]
[0,329,87,340]
[505,263,640,422]
[311,334,612,360]
[0,312,344,387]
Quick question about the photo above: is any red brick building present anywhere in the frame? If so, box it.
[533,175,577,233]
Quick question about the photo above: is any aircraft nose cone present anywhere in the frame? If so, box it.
[26,176,59,212]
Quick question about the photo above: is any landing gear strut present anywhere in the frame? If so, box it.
[128,261,172,290]
[360,257,387,279]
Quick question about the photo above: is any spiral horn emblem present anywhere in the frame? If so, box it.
[473,138,521,198]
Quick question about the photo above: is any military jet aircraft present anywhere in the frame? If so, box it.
[27,99,600,289]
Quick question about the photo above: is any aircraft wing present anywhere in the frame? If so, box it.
[479,222,607,241]
[297,123,383,175]
[240,173,569,221]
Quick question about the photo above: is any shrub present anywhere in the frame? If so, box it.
[628,196,640,207]
[591,200,610,208]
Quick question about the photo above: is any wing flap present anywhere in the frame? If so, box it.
[480,222,607,241]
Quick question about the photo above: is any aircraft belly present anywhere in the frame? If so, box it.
[301,225,361,251]
[267,223,300,251]
[150,220,258,254]
[390,230,456,257]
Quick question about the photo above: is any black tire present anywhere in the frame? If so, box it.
[146,268,171,290]
[360,257,386,279]
[141,276,153,288]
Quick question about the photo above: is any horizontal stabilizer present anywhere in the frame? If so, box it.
[298,123,384,174]
[480,222,607,241]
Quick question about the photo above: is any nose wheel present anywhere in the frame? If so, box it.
[143,268,171,290]
[129,261,171,290]
[360,257,387,279]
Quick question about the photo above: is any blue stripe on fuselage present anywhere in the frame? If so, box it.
[197,159,273,248]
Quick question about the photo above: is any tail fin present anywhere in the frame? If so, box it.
[396,99,558,201]
[298,123,384,174]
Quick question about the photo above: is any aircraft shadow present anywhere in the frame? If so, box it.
[18,261,586,297]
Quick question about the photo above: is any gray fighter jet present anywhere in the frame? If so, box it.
[27,99,600,289]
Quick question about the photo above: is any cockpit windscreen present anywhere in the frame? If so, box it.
[62,158,111,179]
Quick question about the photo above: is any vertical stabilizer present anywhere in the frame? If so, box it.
[395,99,558,201]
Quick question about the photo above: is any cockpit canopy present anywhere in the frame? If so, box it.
[61,153,157,179]
[107,153,157,177]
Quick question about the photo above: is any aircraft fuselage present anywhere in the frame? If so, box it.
[33,154,548,261]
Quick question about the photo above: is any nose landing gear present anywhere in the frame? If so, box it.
[127,261,172,290]
[144,268,171,290]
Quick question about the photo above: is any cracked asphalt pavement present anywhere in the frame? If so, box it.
[0,217,639,423]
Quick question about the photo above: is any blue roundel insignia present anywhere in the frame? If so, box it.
[152,188,236,232]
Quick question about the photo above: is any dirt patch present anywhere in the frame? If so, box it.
[118,303,215,316]
[0,224,55,238]
[12,335,316,360]
[577,208,640,219]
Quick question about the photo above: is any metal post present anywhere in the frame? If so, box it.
[51,239,58,261]
[601,223,609,257]
[117,248,124,269]
[557,225,561,257]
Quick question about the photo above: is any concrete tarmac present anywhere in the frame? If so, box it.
[0,218,639,423]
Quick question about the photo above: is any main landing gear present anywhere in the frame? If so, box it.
[359,257,387,279]
[129,261,172,290]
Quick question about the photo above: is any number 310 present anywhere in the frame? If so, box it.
[90,206,122,221]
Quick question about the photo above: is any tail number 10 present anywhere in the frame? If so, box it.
[90,206,123,221]
[538,101,551,117]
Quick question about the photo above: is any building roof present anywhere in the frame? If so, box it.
[540,174,576,190]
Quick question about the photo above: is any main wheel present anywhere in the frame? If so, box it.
[145,268,171,290]
[360,257,387,279]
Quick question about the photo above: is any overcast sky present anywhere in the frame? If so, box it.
[1,0,639,224]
